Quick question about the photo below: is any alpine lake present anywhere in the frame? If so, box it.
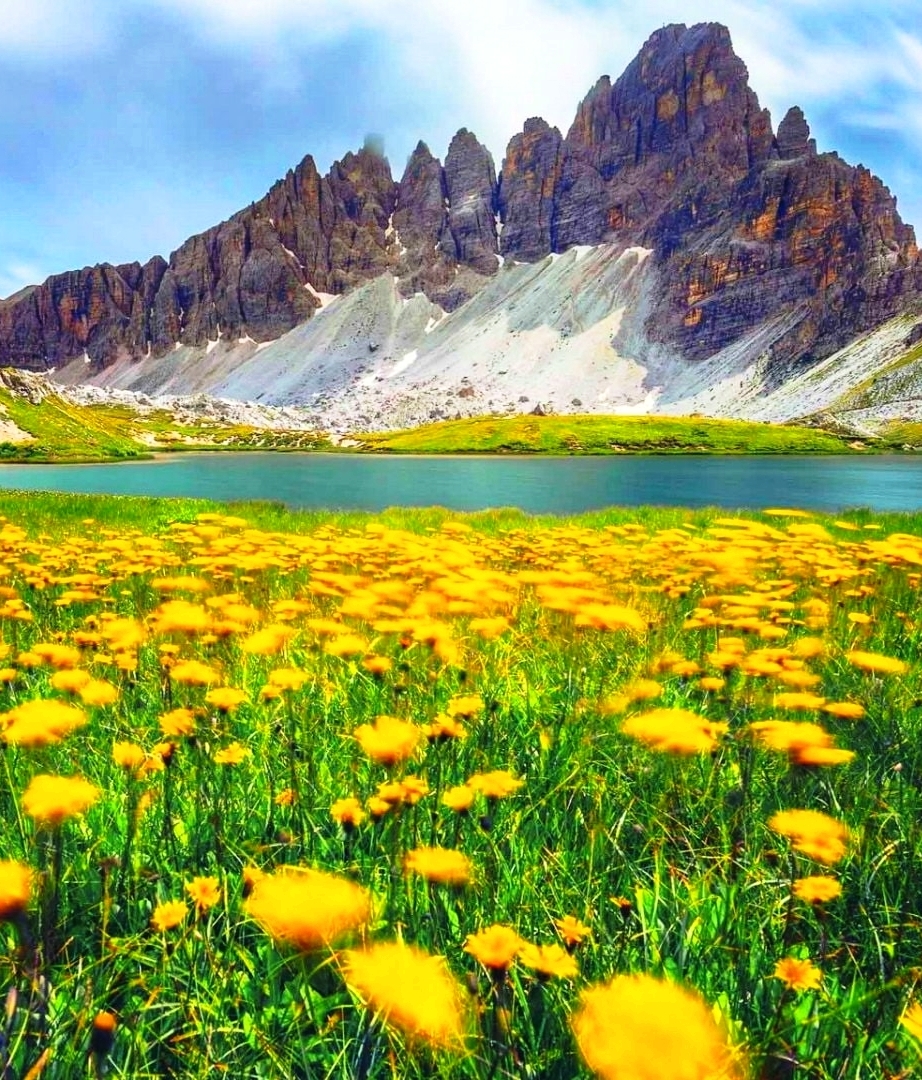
[0,451,919,514]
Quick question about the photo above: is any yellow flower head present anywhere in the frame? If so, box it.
[361,655,393,678]
[773,692,826,711]
[242,625,296,656]
[153,600,211,636]
[244,867,370,952]
[621,708,727,755]
[463,924,523,970]
[266,667,309,692]
[822,701,866,720]
[0,860,32,920]
[2,698,87,747]
[185,875,221,912]
[467,769,523,800]
[213,742,250,766]
[792,876,842,904]
[31,642,82,669]
[112,741,146,772]
[441,785,476,813]
[204,687,248,713]
[151,899,188,932]
[49,668,92,694]
[446,694,484,719]
[355,715,422,766]
[773,956,822,992]
[330,797,366,829]
[79,679,119,707]
[571,973,743,1080]
[519,942,579,980]
[169,659,220,686]
[404,847,473,887]
[845,650,908,676]
[554,914,592,949]
[768,808,849,865]
[158,708,196,737]
[425,714,467,741]
[344,941,467,1050]
[22,774,99,826]
[900,1001,922,1042]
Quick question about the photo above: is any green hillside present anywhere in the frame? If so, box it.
[354,413,856,454]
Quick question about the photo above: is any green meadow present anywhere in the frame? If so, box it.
[0,492,921,1077]
[352,414,856,455]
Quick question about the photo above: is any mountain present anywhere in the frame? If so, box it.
[5,22,922,430]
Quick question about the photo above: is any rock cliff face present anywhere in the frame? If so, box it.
[0,21,919,387]
[495,22,920,371]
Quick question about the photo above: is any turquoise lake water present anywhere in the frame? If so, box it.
[0,453,919,513]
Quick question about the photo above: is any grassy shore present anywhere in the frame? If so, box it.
[0,387,329,462]
[353,414,857,455]
[0,491,922,1077]
[0,381,868,461]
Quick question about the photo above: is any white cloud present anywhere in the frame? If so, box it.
[0,0,110,56]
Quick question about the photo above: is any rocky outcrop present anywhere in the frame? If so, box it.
[776,106,816,160]
[495,21,920,374]
[0,145,402,367]
[442,129,499,273]
[497,119,563,260]
[0,20,919,386]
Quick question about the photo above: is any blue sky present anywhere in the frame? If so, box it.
[1,0,919,299]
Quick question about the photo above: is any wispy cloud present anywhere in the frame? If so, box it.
[0,0,919,288]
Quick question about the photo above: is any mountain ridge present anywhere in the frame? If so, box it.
[2,21,921,425]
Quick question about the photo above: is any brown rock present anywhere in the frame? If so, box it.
[776,106,816,160]
[498,118,563,261]
[442,129,499,274]
[391,141,456,302]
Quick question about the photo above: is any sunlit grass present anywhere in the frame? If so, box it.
[0,491,920,1076]
[353,413,855,455]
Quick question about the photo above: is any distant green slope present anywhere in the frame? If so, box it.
[0,383,328,462]
[353,414,855,454]
[0,388,144,461]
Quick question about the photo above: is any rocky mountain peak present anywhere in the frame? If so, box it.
[776,106,817,159]
[0,20,918,397]
[442,129,498,274]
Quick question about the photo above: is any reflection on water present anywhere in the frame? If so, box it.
[0,453,918,514]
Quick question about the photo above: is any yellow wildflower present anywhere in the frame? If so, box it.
[571,973,743,1080]
[621,708,727,755]
[768,808,848,865]
[344,941,467,1049]
[792,876,842,904]
[330,797,366,829]
[467,769,523,800]
[151,899,188,932]
[204,687,248,713]
[900,1002,922,1042]
[0,860,32,920]
[519,942,579,980]
[404,847,473,886]
[22,774,99,826]
[441,785,476,813]
[355,715,422,766]
[2,698,87,747]
[185,875,221,912]
[244,867,370,952]
[464,924,523,970]
[773,957,822,992]
[554,914,592,949]
[845,650,908,676]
